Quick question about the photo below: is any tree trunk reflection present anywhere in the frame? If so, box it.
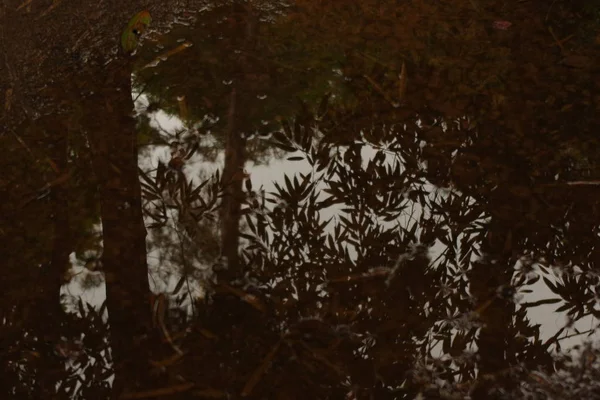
[84,63,154,396]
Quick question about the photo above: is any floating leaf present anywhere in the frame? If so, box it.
[121,10,152,54]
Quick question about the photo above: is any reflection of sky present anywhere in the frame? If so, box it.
[63,89,597,357]
[144,102,599,350]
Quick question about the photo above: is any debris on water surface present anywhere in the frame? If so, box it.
[492,20,512,30]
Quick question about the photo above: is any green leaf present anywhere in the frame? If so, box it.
[121,11,152,54]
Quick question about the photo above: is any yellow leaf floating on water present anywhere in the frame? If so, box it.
[121,10,152,54]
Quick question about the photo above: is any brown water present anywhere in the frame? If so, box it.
[2,1,600,399]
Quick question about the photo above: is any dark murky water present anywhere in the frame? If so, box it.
[2,1,600,399]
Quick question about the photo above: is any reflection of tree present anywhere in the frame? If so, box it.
[2,9,178,398]
[0,117,65,396]
[219,88,246,276]
[2,0,176,393]
[134,2,339,139]
[0,105,110,396]
[4,65,160,399]
[282,2,600,393]
[131,2,600,397]
[3,0,600,398]
[139,83,598,397]
[81,65,156,395]
[134,2,339,281]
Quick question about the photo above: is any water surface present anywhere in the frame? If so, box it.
[2,1,600,399]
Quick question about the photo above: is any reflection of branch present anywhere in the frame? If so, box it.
[192,388,227,398]
[21,171,72,207]
[37,0,62,19]
[296,339,343,377]
[141,42,193,70]
[520,298,561,308]
[241,340,281,396]
[151,293,185,355]
[355,50,399,70]
[236,49,306,71]
[562,180,600,186]
[556,328,595,342]
[16,0,33,12]
[547,26,565,53]
[121,383,194,399]
[542,327,565,350]
[397,62,407,103]
[362,74,397,107]
[541,325,597,354]
[4,88,12,111]
[9,129,59,173]
[216,283,267,313]
[1,17,33,117]
[538,180,600,189]
[173,219,197,318]
[132,83,149,103]
[329,266,391,283]
[149,352,184,369]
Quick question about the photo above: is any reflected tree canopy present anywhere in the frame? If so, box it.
[1,0,600,399]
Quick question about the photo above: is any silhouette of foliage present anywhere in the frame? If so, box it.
[2,0,600,399]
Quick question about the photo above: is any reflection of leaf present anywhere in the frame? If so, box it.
[554,303,572,313]
[543,277,561,296]
[268,139,296,153]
